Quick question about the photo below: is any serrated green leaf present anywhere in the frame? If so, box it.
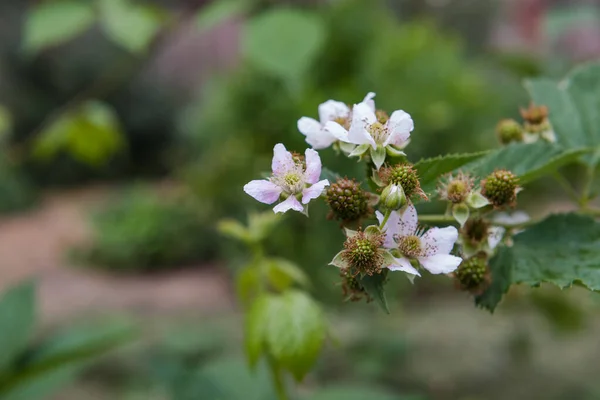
[565,62,600,151]
[359,271,389,314]
[264,291,325,381]
[462,142,589,184]
[99,0,165,53]
[511,213,600,290]
[0,282,35,370]
[266,258,310,291]
[196,0,249,32]
[414,151,488,194]
[243,9,325,82]
[475,247,513,312]
[244,295,271,367]
[23,1,95,54]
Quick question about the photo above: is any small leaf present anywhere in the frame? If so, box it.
[99,0,165,53]
[244,295,271,367]
[452,203,469,227]
[0,281,36,370]
[266,258,310,290]
[236,266,261,305]
[196,0,249,32]
[23,1,95,54]
[359,271,389,314]
[243,9,325,83]
[466,191,489,209]
[349,143,370,158]
[248,212,282,242]
[370,146,386,170]
[329,251,349,269]
[217,219,251,243]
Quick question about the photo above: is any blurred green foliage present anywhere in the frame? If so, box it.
[75,187,217,271]
[0,282,132,400]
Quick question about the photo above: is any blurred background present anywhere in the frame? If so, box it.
[1,0,600,399]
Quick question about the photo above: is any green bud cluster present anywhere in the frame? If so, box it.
[380,163,426,200]
[496,119,523,145]
[325,178,370,222]
[454,254,489,293]
[438,172,473,204]
[481,170,519,208]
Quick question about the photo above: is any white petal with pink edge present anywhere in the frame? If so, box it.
[304,148,322,184]
[243,180,282,204]
[418,254,462,274]
[302,180,329,204]
[271,143,295,176]
[273,196,304,213]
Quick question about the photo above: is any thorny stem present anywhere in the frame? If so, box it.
[379,209,392,228]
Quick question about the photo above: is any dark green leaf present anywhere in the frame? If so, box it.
[475,247,513,312]
[243,9,325,82]
[359,272,389,314]
[414,151,488,194]
[196,0,249,32]
[23,1,95,53]
[0,282,36,370]
[462,142,589,184]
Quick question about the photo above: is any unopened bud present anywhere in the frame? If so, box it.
[381,184,407,211]
[496,119,523,145]
[520,103,548,125]
[481,170,519,208]
[325,178,371,223]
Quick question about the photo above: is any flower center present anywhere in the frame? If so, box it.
[367,122,389,145]
[333,116,351,130]
[398,235,422,258]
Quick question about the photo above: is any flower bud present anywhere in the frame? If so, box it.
[454,253,490,294]
[379,163,427,200]
[461,217,490,247]
[520,103,548,125]
[481,170,519,208]
[325,178,370,222]
[341,230,386,276]
[380,184,407,211]
[438,172,474,204]
[340,269,371,302]
[496,119,523,145]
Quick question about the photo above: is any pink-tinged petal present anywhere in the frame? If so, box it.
[387,256,421,276]
[318,100,350,123]
[302,179,329,204]
[418,254,462,274]
[362,92,376,112]
[348,103,377,147]
[323,121,349,142]
[397,204,418,237]
[383,110,413,147]
[376,210,401,248]
[271,143,295,176]
[297,117,321,137]
[421,226,459,256]
[243,180,282,204]
[273,196,304,213]
[487,227,505,250]
[304,148,322,184]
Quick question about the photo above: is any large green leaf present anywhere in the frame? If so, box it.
[525,62,600,164]
[414,151,488,194]
[244,291,326,381]
[462,142,589,184]
[243,9,325,83]
[99,0,165,53]
[303,385,416,400]
[23,1,95,53]
[0,282,36,371]
[477,213,600,312]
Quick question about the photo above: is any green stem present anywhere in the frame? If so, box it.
[552,171,580,205]
[580,163,596,209]
[379,209,392,228]
[268,359,289,400]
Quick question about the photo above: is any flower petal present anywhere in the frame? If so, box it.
[487,226,505,250]
[421,226,459,256]
[298,117,336,150]
[318,100,350,123]
[273,196,304,213]
[271,143,295,176]
[418,254,462,274]
[348,103,377,147]
[397,203,419,237]
[376,210,400,249]
[387,255,421,276]
[302,179,329,204]
[243,180,282,204]
[323,121,349,142]
[362,92,376,112]
[304,148,322,184]
[383,110,413,147]
[297,117,321,137]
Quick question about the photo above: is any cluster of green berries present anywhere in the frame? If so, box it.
[325,178,371,223]
[379,163,426,200]
[481,170,519,208]
[341,230,385,276]
[454,254,489,294]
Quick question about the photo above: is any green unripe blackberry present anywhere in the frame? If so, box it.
[496,119,523,145]
[325,178,369,222]
[454,254,489,293]
[481,170,519,208]
[341,230,385,276]
[380,163,426,200]
[340,269,371,302]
